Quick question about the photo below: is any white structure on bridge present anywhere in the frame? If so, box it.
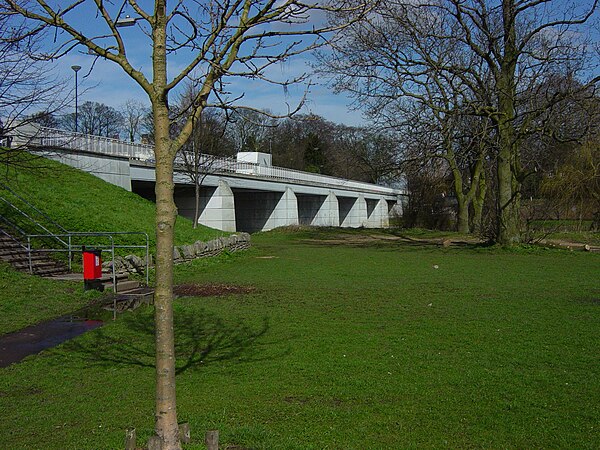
[14,125,404,233]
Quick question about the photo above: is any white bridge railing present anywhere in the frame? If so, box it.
[21,125,401,196]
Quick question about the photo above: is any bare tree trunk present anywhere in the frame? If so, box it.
[193,177,200,229]
[471,173,487,233]
[152,4,181,448]
[153,102,181,450]
[497,129,521,244]
[456,197,470,234]
[496,0,522,245]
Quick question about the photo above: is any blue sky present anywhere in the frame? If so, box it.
[54,55,365,126]
[38,2,366,127]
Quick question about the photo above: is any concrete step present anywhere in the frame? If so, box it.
[99,272,130,282]
[0,245,27,254]
[7,262,69,275]
[0,252,54,262]
[104,279,141,292]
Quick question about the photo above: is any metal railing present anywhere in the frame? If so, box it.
[34,126,156,161]
[177,156,401,195]
[0,185,150,294]
[0,182,71,256]
[18,125,403,196]
[24,232,149,320]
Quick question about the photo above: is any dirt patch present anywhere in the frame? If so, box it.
[173,283,256,298]
[301,233,482,247]
[284,395,310,405]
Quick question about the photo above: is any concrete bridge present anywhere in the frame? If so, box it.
[15,125,404,233]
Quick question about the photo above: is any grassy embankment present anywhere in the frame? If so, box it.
[0,155,225,333]
[1,227,599,449]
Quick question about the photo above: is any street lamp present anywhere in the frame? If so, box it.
[115,15,138,27]
[71,65,82,133]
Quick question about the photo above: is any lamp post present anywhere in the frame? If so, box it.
[71,65,82,133]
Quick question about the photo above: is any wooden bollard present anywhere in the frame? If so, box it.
[205,430,219,450]
[125,427,136,450]
[147,435,161,450]
[179,422,191,444]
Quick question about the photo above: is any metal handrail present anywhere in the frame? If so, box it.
[0,191,150,293]
[26,231,150,289]
[0,214,29,243]
[0,182,68,234]
[0,183,71,256]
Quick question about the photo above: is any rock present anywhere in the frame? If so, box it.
[125,254,144,272]
[194,240,207,255]
[180,244,195,260]
[173,246,181,261]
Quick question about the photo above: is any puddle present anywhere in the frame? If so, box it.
[0,304,112,368]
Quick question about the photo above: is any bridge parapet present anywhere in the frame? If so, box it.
[20,125,155,161]
[17,125,403,197]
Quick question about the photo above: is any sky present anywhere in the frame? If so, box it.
[37,1,367,128]
[55,55,365,126]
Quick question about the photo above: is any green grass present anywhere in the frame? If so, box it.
[1,228,599,449]
[526,220,600,245]
[0,262,101,334]
[0,154,225,253]
[528,219,594,232]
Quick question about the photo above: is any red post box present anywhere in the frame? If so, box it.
[82,247,103,291]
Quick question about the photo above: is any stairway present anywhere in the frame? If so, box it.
[100,272,137,291]
[99,272,155,311]
[0,232,69,276]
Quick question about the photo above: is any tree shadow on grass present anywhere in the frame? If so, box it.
[57,308,277,374]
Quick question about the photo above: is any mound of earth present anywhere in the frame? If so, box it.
[173,283,255,297]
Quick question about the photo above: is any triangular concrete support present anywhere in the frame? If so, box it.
[265,187,299,230]
[366,197,389,228]
[312,191,340,227]
[340,194,368,228]
[198,179,236,231]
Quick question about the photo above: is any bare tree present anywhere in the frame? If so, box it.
[0,13,66,165]
[2,1,370,448]
[59,100,123,137]
[120,99,149,142]
[176,86,232,228]
[321,0,599,243]
[227,109,277,152]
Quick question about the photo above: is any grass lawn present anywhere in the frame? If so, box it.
[0,228,599,449]
[0,262,101,334]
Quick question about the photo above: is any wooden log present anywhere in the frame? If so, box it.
[205,430,219,450]
[179,422,191,444]
[124,427,136,450]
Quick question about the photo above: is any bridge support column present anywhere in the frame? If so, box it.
[312,191,339,227]
[199,179,236,232]
[266,187,299,230]
[388,198,403,224]
[339,194,368,228]
[366,197,389,228]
